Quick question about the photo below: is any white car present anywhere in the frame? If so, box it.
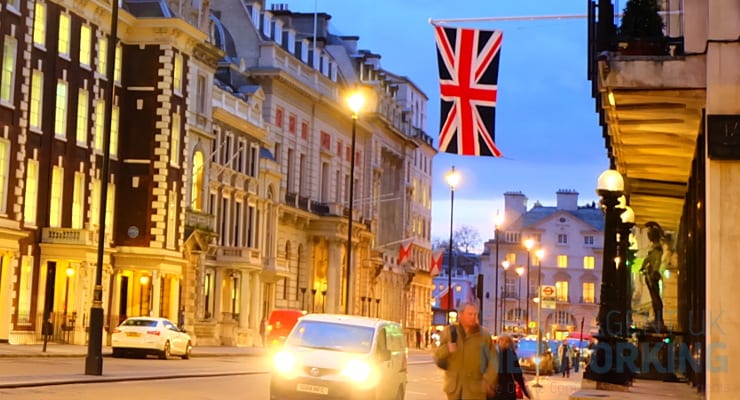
[270,314,408,400]
[111,317,192,359]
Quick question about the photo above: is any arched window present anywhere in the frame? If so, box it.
[191,150,204,211]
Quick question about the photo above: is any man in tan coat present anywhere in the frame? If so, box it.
[434,302,498,400]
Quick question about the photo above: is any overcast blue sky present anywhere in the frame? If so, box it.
[287,1,610,246]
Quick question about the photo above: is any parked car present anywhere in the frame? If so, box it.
[270,314,407,400]
[516,338,555,375]
[111,317,192,359]
[266,308,306,347]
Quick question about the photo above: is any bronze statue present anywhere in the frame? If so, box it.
[641,221,664,328]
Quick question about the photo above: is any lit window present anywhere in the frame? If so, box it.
[23,159,39,225]
[555,281,568,302]
[582,282,595,303]
[114,44,122,82]
[91,179,100,226]
[72,171,85,229]
[54,81,68,137]
[79,25,92,66]
[173,54,183,94]
[105,182,115,232]
[1,37,18,103]
[0,139,9,213]
[18,257,34,324]
[557,255,568,268]
[97,37,107,75]
[30,70,43,130]
[49,166,63,227]
[170,112,181,165]
[58,14,70,56]
[94,100,105,151]
[191,151,204,211]
[110,105,119,157]
[76,89,89,145]
[33,2,46,47]
[583,256,595,269]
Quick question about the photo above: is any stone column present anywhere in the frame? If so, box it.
[239,272,250,329]
[150,270,161,317]
[705,16,740,399]
[214,269,223,320]
[250,272,261,327]
[326,240,343,313]
[170,276,180,323]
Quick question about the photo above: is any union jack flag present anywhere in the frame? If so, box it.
[434,25,503,157]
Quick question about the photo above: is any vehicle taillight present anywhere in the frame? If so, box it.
[113,329,121,334]
[146,330,161,336]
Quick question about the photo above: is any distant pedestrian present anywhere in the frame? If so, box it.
[416,330,422,349]
[558,339,572,378]
[259,318,267,347]
[425,330,431,348]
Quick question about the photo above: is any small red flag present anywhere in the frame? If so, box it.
[430,250,444,277]
[398,240,413,265]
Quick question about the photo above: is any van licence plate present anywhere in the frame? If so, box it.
[296,383,329,395]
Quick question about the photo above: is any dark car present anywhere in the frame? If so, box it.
[516,338,555,375]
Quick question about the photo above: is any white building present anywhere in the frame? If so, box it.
[481,190,604,339]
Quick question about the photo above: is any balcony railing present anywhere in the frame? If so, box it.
[185,209,216,232]
[41,227,111,245]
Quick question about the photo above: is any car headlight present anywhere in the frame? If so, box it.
[273,350,297,376]
[341,359,374,383]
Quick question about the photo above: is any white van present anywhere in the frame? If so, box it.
[270,314,407,400]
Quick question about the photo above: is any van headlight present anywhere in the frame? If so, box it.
[273,350,297,376]
[341,359,373,383]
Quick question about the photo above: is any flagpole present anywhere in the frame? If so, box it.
[428,11,680,25]
[429,14,586,25]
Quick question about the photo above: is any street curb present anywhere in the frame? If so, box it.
[0,370,266,389]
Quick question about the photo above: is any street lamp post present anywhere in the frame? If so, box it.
[583,169,633,387]
[493,211,504,334]
[523,238,534,334]
[515,266,524,332]
[85,0,120,376]
[344,91,365,315]
[533,248,545,388]
[501,260,510,332]
[445,166,460,324]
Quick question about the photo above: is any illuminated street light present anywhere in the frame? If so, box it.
[344,89,365,315]
[501,260,510,332]
[523,238,535,334]
[533,248,545,388]
[493,211,504,334]
[515,266,525,332]
[445,166,460,324]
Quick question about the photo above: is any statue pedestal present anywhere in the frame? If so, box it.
[634,329,680,381]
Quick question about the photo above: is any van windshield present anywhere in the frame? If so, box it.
[286,321,375,353]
